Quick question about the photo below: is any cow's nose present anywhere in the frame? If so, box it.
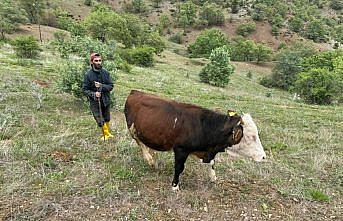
[262,156,266,160]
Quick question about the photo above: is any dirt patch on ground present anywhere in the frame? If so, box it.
[6,24,69,42]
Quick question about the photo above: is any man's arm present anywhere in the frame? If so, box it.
[99,70,114,92]
[82,74,96,100]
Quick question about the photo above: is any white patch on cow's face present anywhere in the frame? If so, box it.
[227,114,266,162]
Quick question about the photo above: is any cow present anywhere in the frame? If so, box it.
[124,90,266,190]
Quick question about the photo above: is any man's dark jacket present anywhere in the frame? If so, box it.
[82,67,113,107]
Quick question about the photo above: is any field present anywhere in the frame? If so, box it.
[0,42,342,220]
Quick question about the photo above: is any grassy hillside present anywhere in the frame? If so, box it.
[0,43,342,220]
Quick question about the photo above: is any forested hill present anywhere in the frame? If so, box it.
[2,0,342,50]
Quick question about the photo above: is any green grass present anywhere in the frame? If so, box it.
[0,43,342,220]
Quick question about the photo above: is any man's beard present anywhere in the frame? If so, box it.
[93,64,102,70]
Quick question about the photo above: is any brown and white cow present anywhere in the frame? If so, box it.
[124,90,265,190]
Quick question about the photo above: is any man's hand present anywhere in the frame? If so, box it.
[94,81,102,88]
[95,92,101,98]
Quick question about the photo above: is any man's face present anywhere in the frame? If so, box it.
[93,57,102,69]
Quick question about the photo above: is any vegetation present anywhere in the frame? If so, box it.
[188,28,228,58]
[0,1,342,220]
[199,46,235,87]
[11,36,41,58]
[0,0,27,39]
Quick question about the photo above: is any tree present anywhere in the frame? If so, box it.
[269,42,317,90]
[289,16,304,33]
[19,0,44,24]
[152,0,163,8]
[199,2,225,26]
[19,0,45,42]
[11,36,41,58]
[255,43,273,63]
[230,37,256,61]
[176,1,197,30]
[294,68,336,105]
[188,28,228,58]
[305,19,327,42]
[83,5,131,44]
[0,0,27,39]
[199,46,235,87]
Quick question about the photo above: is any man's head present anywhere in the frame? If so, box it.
[90,53,102,70]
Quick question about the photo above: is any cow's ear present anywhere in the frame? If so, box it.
[233,125,243,144]
[227,109,237,117]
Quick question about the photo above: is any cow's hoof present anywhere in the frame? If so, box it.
[172,184,179,191]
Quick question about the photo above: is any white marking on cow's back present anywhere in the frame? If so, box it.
[173,117,178,129]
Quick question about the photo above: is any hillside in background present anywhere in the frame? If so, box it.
[5,0,341,51]
[1,0,342,220]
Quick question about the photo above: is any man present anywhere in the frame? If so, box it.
[83,52,114,141]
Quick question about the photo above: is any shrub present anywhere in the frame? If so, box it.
[169,32,184,44]
[199,3,225,26]
[84,0,92,6]
[58,60,117,102]
[123,46,155,67]
[140,31,166,54]
[294,68,336,105]
[199,46,235,87]
[11,36,41,59]
[269,42,317,90]
[236,21,256,37]
[188,28,228,58]
[58,61,88,100]
[330,0,343,10]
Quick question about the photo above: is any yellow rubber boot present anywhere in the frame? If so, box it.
[100,124,109,141]
[104,122,114,139]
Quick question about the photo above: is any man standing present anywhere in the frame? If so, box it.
[83,52,114,141]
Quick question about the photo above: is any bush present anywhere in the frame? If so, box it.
[58,60,117,103]
[84,0,92,6]
[236,22,256,37]
[122,46,155,67]
[294,68,336,105]
[58,61,88,100]
[168,32,184,44]
[11,36,41,59]
[269,42,317,90]
[199,46,235,87]
[188,28,228,58]
[199,3,225,26]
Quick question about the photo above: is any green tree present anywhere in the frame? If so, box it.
[19,0,44,24]
[236,21,256,37]
[188,28,228,58]
[294,68,336,105]
[83,5,131,44]
[255,43,273,63]
[330,0,343,10]
[230,37,256,61]
[289,16,304,33]
[176,1,197,30]
[305,19,327,42]
[0,0,27,39]
[152,0,163,8]
[199,46,235,87]
[199,2,225,26]
[11,36,41,58]
[269,42,317,90]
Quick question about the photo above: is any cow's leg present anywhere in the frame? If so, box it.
[172,147,189,191]
[209,159,217,182]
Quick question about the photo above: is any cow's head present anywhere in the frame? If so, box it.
[227,113,266,162]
